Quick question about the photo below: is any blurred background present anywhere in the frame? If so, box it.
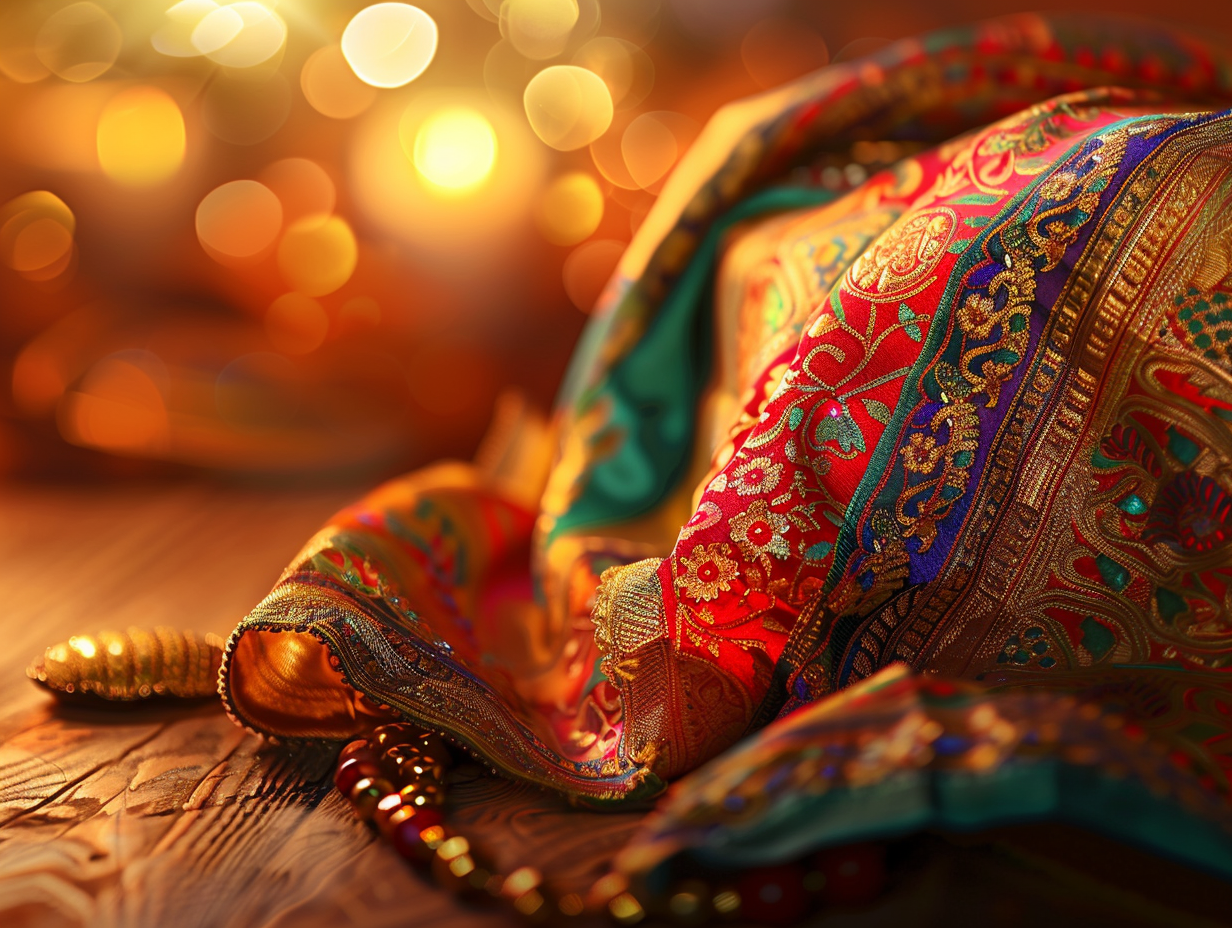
[0,0,1229,485]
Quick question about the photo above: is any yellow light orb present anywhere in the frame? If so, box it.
[0,191,76,276]
[96,86,186,186]
[35,2,122,83]
[342,3,438,89]
[573,37,654,110]
[192,1,286,69]
[502,0,579,61]
[152,0,221,59]
[276,215,358,296]
[196,180,283,260]
[266,292,330,355]
[523,65,613,152]
[536,172,604,245]
[407,108,498,194]
[300,44,377,119]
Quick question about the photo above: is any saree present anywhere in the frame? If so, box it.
[219,12,1232,887]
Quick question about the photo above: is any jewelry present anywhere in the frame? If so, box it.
[336,723,886,925]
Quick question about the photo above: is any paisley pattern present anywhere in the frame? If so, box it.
[220,18,1232,888]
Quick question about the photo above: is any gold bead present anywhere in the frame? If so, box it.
[350,776,392,819]
[668,880,710,925]
[399,779,445,808]
[374,722,428,749]
[557,894,586,918]
[608,892,646,925]
[712,888,741,919]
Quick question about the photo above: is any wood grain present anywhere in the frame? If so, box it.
[0,482,512,928]
[1,483,1224,928]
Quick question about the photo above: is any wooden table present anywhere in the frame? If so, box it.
[0,481,645,928]
[0,482,1226,928]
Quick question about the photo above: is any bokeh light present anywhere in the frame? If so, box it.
[352,93,546,261]
[572,37,654,110]
[502,0,580,61]
[562,238,624,311]
[9,83,114,172]
[410,108,498,193]
[536,173,603,245]
[0,0,1105,482]
[523,65,613,151]
[196,180,283,261]
[276,215,358,296]
[301,44,378,119]
[152,0,220,58]
[342,3,438,89]
[621,111,697,190]
[60,351,170,455]
[96,87,187,187]
[260,158,336,224]
[622,112,676,189]
[0,191,76,280]
[192,1,287,69]
[265,292,329,355]
[34,2,122,83]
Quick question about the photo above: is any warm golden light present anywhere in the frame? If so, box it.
[196,180,283,260]
[96,86,186,186]
[0,191,76,277]
[35,2,122,83]
[300,44,377,120]
[266,292,329,354]
[621,111,677,189]
[503,0,579,60]
[61,353,170,455]
[342,3,438,89]
[69,636,97,659]
[192,1,286,69]
[536,172,603,245]
[152,0,220,58]
[351,93,546,257]
[276,216,358,296]
[259,158,336,223]
[410,108,498,193]
[523,65,613,151]
[572,37,654,110]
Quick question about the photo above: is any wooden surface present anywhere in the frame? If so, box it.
[0,481,642,928]
[1,482,1227,928]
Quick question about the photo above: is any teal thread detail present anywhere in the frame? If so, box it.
[1156,587,1187,624]
[1095,554,1130,592]
[1079,616,1115,661]
[1166,427,1199,465]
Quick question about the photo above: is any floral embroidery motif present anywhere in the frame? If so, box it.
[729,456,783,496]
[680,500,722,539]
[677,544,740,601]
[844,208,956,300]
[730,500,791,560]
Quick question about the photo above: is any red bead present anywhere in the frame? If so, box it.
[339,739,375,762]
[390,807,446,862]
[814,843,886,905]
[334,756,379,796]
[735,864,809,925]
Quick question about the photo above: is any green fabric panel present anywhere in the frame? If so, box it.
[551,186,837,541]
[686,761,1232,881]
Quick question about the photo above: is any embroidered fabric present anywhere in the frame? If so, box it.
[220,13,1232,869]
